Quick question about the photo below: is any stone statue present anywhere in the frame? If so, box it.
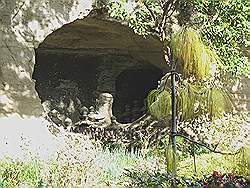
[64,117,73,131]
[79,106,89,120]
[87,106,96,121]
[74,93,116,129]
[49,109,61,125]
[95,93,114,126]
[57,113,66,126]
[49,109,67,127]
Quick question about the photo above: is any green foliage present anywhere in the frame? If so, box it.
[0,144,157,187]
[205,87,234,118]
[0,159,41,188]
[147,89,171,120]
[147,27,234,121]
[178,151,250,179]
[177,112,250,154]
[182,0,250,77]
[107,0,250,76]
[94,148,155,185]
[165,143,175,173]
[147,81,234,121]
[125,162,250,187]
[171,27,221,80]
[232,146,250,177]
[125,168,186,188]
[108,0,128,21]
[107,0,156,35]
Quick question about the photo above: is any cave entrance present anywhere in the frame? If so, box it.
[33,52,101,122]
[33,52,99,106]
[114,67,162,123]
[32,17,168,124]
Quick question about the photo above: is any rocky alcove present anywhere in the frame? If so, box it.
[32,17,168,123]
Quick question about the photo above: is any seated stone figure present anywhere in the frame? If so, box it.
[95,93,114,127]
[64,117,73,131]
[49,109,61,125]
[75,93,114,127]
[48,109,67,127]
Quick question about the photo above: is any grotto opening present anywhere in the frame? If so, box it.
[32,17,169,124]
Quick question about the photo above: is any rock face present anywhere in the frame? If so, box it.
[0,0,97,117]
[0,1,169,122]
[32,16,170,122]
[0,0,249,120]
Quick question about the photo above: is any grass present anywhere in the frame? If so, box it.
[0,138,158,187]
[1,146,248,187]
[178,151,250,179]
[0,114,249,187]
[0,158,40,188]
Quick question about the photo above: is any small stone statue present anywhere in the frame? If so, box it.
[88,106,96,121]
[95,93,114,127]
[49,109,61,125]
[75,93,115,128]
[64,117,73,131]
[57,113,66,126]
[50,109,58,115]
[79,106,89,120]
[88,106,105,122]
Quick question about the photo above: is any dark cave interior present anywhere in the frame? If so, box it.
[33,51,163,123]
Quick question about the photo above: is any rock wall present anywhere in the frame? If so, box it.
[0,0,93,117]
[0,0,249,119]
[228,77,250,112]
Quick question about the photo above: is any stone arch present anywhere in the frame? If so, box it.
[32,17,168,122]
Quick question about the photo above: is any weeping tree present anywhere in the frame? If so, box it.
[107,0,236,175]
[147,27,235,175]
[148,28,234,122]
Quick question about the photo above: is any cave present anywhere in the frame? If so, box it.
[32,17,168,123]
[114,67,162,123]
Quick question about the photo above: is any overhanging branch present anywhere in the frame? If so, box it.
[143,2,156,23]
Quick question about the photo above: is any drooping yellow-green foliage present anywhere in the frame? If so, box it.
[147,89,172,120]
[177,82,199,121]
[147,27,234,121]
[171,28,221,80]
[147,82,234,121]
[165,143,175,173]
[205,87,234,118]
